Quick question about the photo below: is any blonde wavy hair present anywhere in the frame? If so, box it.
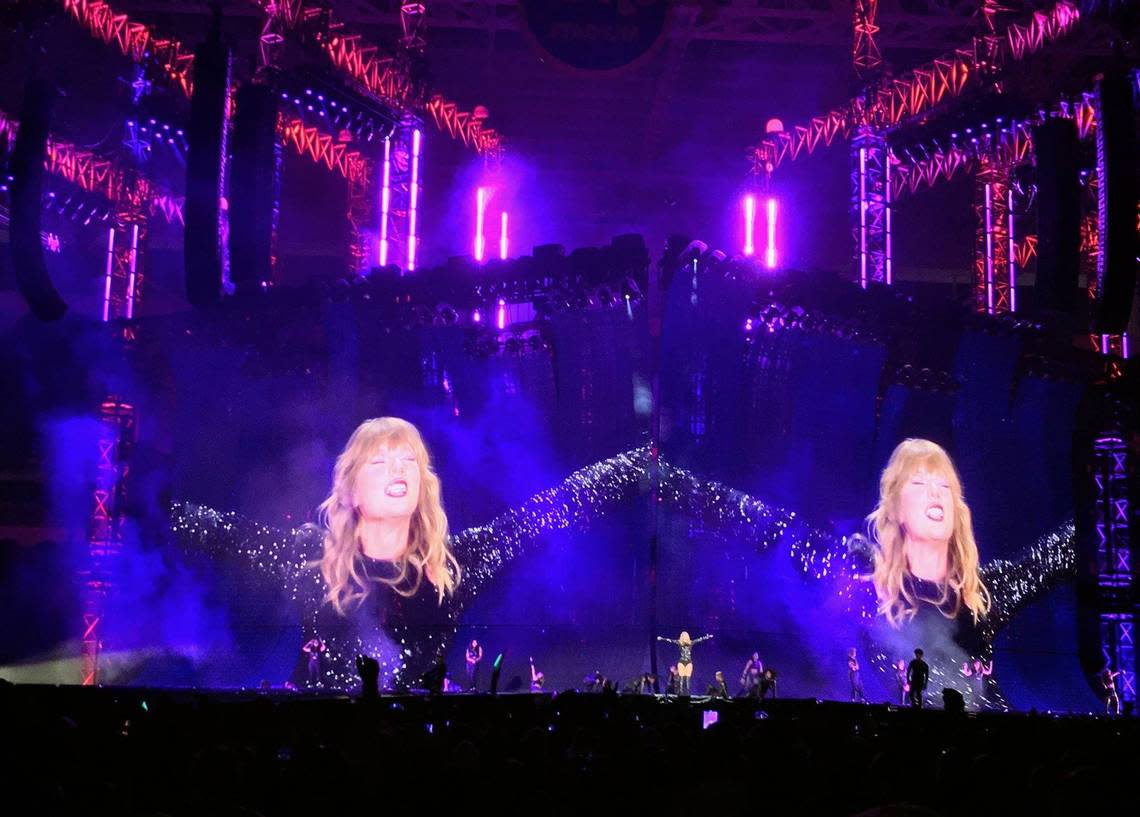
[868,438,990,627]
[316,417,460,615]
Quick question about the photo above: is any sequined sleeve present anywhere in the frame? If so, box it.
[448,447,650,610]
[656,463,852,577]
[168,501,324,600]
[655,464,879,618]
[981,520,1077,633]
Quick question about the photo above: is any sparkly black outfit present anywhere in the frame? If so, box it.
[169,449,647,691]
[657,634,712,695]
[657,635,713,667]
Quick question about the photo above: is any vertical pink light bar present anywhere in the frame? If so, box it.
[1122,333,1130,359]
[499,211,509,260]
[407,128,421,271]
[859,147,868,289]
[102,226,115,322]
[474,187,487,262]
[379,135,391,267]
[885,156,893,285]
[1007,187,1017,313]
[125,223,139,319]
[765,197,777,269]
[743,195,756,257]
[984,182,994,314]
[497,297,506,330]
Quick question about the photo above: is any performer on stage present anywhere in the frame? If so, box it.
[758,668,777,699]
[739,651,763,696]
[169,418,647,691]
[301,637,327,686]
[657,631,713,696]
[707,670,730,698]
[847,647,867,702]
[465,639,484,691]
[528,656,545,693]
[893,658,909,706]
[1100,665,1121,716]
[665,665,680,696]
[583,669,608,693]
[961,658,993,708]
[907,648,929,708]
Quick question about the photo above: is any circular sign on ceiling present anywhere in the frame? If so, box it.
[523,0,671,73]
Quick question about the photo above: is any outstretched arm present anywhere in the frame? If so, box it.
[448,447,650,610]
[169,501,322,598]
[655,462,855,579]
[692,634,714,644]
[981,521,1076,633]
[657,637,681,645]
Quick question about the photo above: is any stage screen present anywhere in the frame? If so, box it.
[0,266,1104,711]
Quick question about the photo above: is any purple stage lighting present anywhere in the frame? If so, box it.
[1008,186,1017,313]
[408,129,421,271]
[765,197,778,269]
[474,187,488,262]
[743,195,756,257]
[379,135,392,267]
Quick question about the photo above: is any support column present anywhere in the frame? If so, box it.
[347,160,377,275]
[379,121,422,272]
[81,399,136,685]
[1092,434,1135,709]
[851,128,890,288]
[1082,168,1129,376]
[102,219,145,324]
[973,156,1012,313]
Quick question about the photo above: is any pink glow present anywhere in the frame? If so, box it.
[1008,187,1017,313]
[497,297,506,330]
[125,223,139,319]
[743,195,756,257]
[379,135,391,267]
[984,182,994,314]
[765,197,777,269]
[859,147,867,289]
[408,129,421,271]
[884,157,892,285]
[474,186,488,262]
[102,226,115,322]
[499,211,509,260]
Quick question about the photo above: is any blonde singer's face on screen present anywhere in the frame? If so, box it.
[898,468,955,545]
[355,443,421,521]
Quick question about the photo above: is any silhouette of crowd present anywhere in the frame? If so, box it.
[3,678,1135,817]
